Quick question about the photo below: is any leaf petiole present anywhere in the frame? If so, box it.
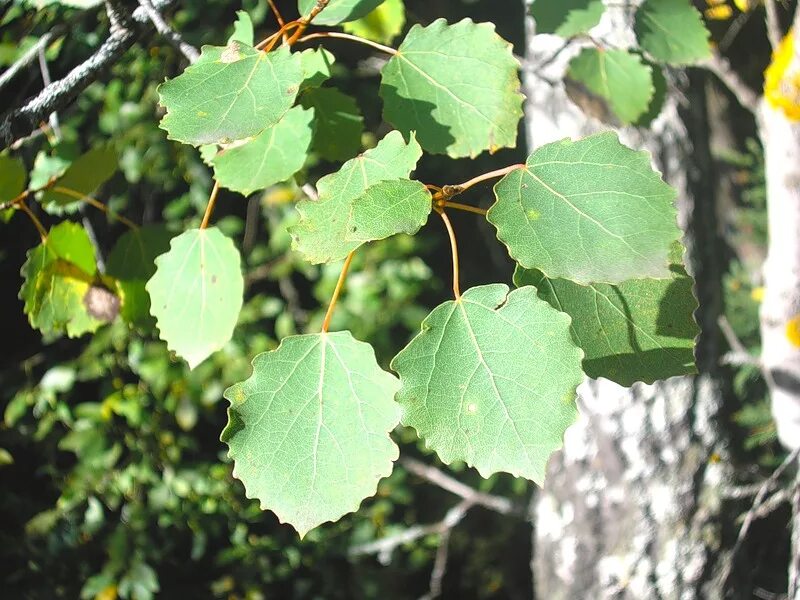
[436,209,461,299]
[200,181,221,230]
[50,186,139,231]
[295,32,398,56]
[322,250,356,333]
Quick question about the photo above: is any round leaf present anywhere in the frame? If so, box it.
[634,0,711,66]
[222,331,400,537]
[212,106,315,196]
[530,0,605,37]
[515,265,699,386]
[158,44,303,146]
[146,228,244,368]
[488,132,679,285]
[380,18,524,158]
[391,284,584,483]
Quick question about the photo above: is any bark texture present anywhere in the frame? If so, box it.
[523,4,732,598]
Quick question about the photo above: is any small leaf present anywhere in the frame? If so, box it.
[222,331,400,537]
[342,0,406,44]
[40,146,117,206]
[300,87,364,161]
[299,48,336,91]
[391,284,583,483]
[488,132,679,285]
[298,0,384,25]
[514,265,698,386]
[158,44,303,146]
[530,0,605,37]
[634,0,711,66]
[212,106,315,196]
[146,228,244,368]
[228,10,254,46]
[566,48,654,125]
[106,225,172,325]
[346,179,432,243]
[380,18,524,158]
[290,130,422,264]
[0,155,26,204]
[19,221,110,337]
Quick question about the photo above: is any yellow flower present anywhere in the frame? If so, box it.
[764,29,800,121]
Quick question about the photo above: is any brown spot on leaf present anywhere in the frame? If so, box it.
[84,285,120,322]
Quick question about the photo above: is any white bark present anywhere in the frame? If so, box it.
[524,3,732,598]
[759,100,800,450]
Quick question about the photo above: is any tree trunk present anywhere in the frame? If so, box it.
[523,4,733,598]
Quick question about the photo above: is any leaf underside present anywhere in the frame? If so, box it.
[391,284,584,483]
[380,18,524,158]
[146,228,244,368]
[488,132,679,285]
[222,331,400,537]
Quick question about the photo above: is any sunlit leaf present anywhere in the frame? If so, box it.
[488,132,678,285]
[212,106,315,196]
[158,44,303,146]
[291,130,422,263]
[146,228,244,368]
[392,284,583,483]
[298,0,384,25]
[342,0,406,44]
[222,331,400,537]
[380,18,523,158]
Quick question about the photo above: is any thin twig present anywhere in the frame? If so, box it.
[764,0,783,51]
[702,52,760,115]
[296,32,398,56]
[419,526,452,600]
[267,0,286,27]
[37,45,62,139]
[322,251,355,333]
[447,164,524,197]
[17,202,48,241]
[349,499,472,562]
[51,186,139,230]
[0,24,67,93]
[790,467,800,599]
[722,447,800,589]
[400,457,517,515]
[1,0,178,149]
[137,0,199,63]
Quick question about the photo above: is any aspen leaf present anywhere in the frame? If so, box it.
[146,228,244,368]
[392,284,583,483]
[488,132,679,285]
[158,44,303,146]
[297,0,384,25]
[515,264,699,386]
[380,18,524,158]
[290,131,422,264]
[222,331,400,537]
[634,0,711,66]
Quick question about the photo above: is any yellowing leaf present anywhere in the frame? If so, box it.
[764,29,800,121]
[787,315,800,348]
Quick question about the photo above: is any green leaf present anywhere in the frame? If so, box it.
[146,228,244,368]
[488,132,679,285]
[380,18,523,158]
[342,0,406,44]
[514,265,698,386]
[530,0,605,37]
[212,106,315,196]
[40,146,117,206]
[158,44,303,146]
[298,0,384,25]
[222,331,400,537]
[106,225,172,325]
[0,155,26,204]
[299,48,336,91]
[290,130,422,264]
[19,221,112,337]
[566,48,654,125]
[346,179,432,243]
[634,0,711,66]
[228,10,254,46]
[391,284,583,483]
[300,87,364,162]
